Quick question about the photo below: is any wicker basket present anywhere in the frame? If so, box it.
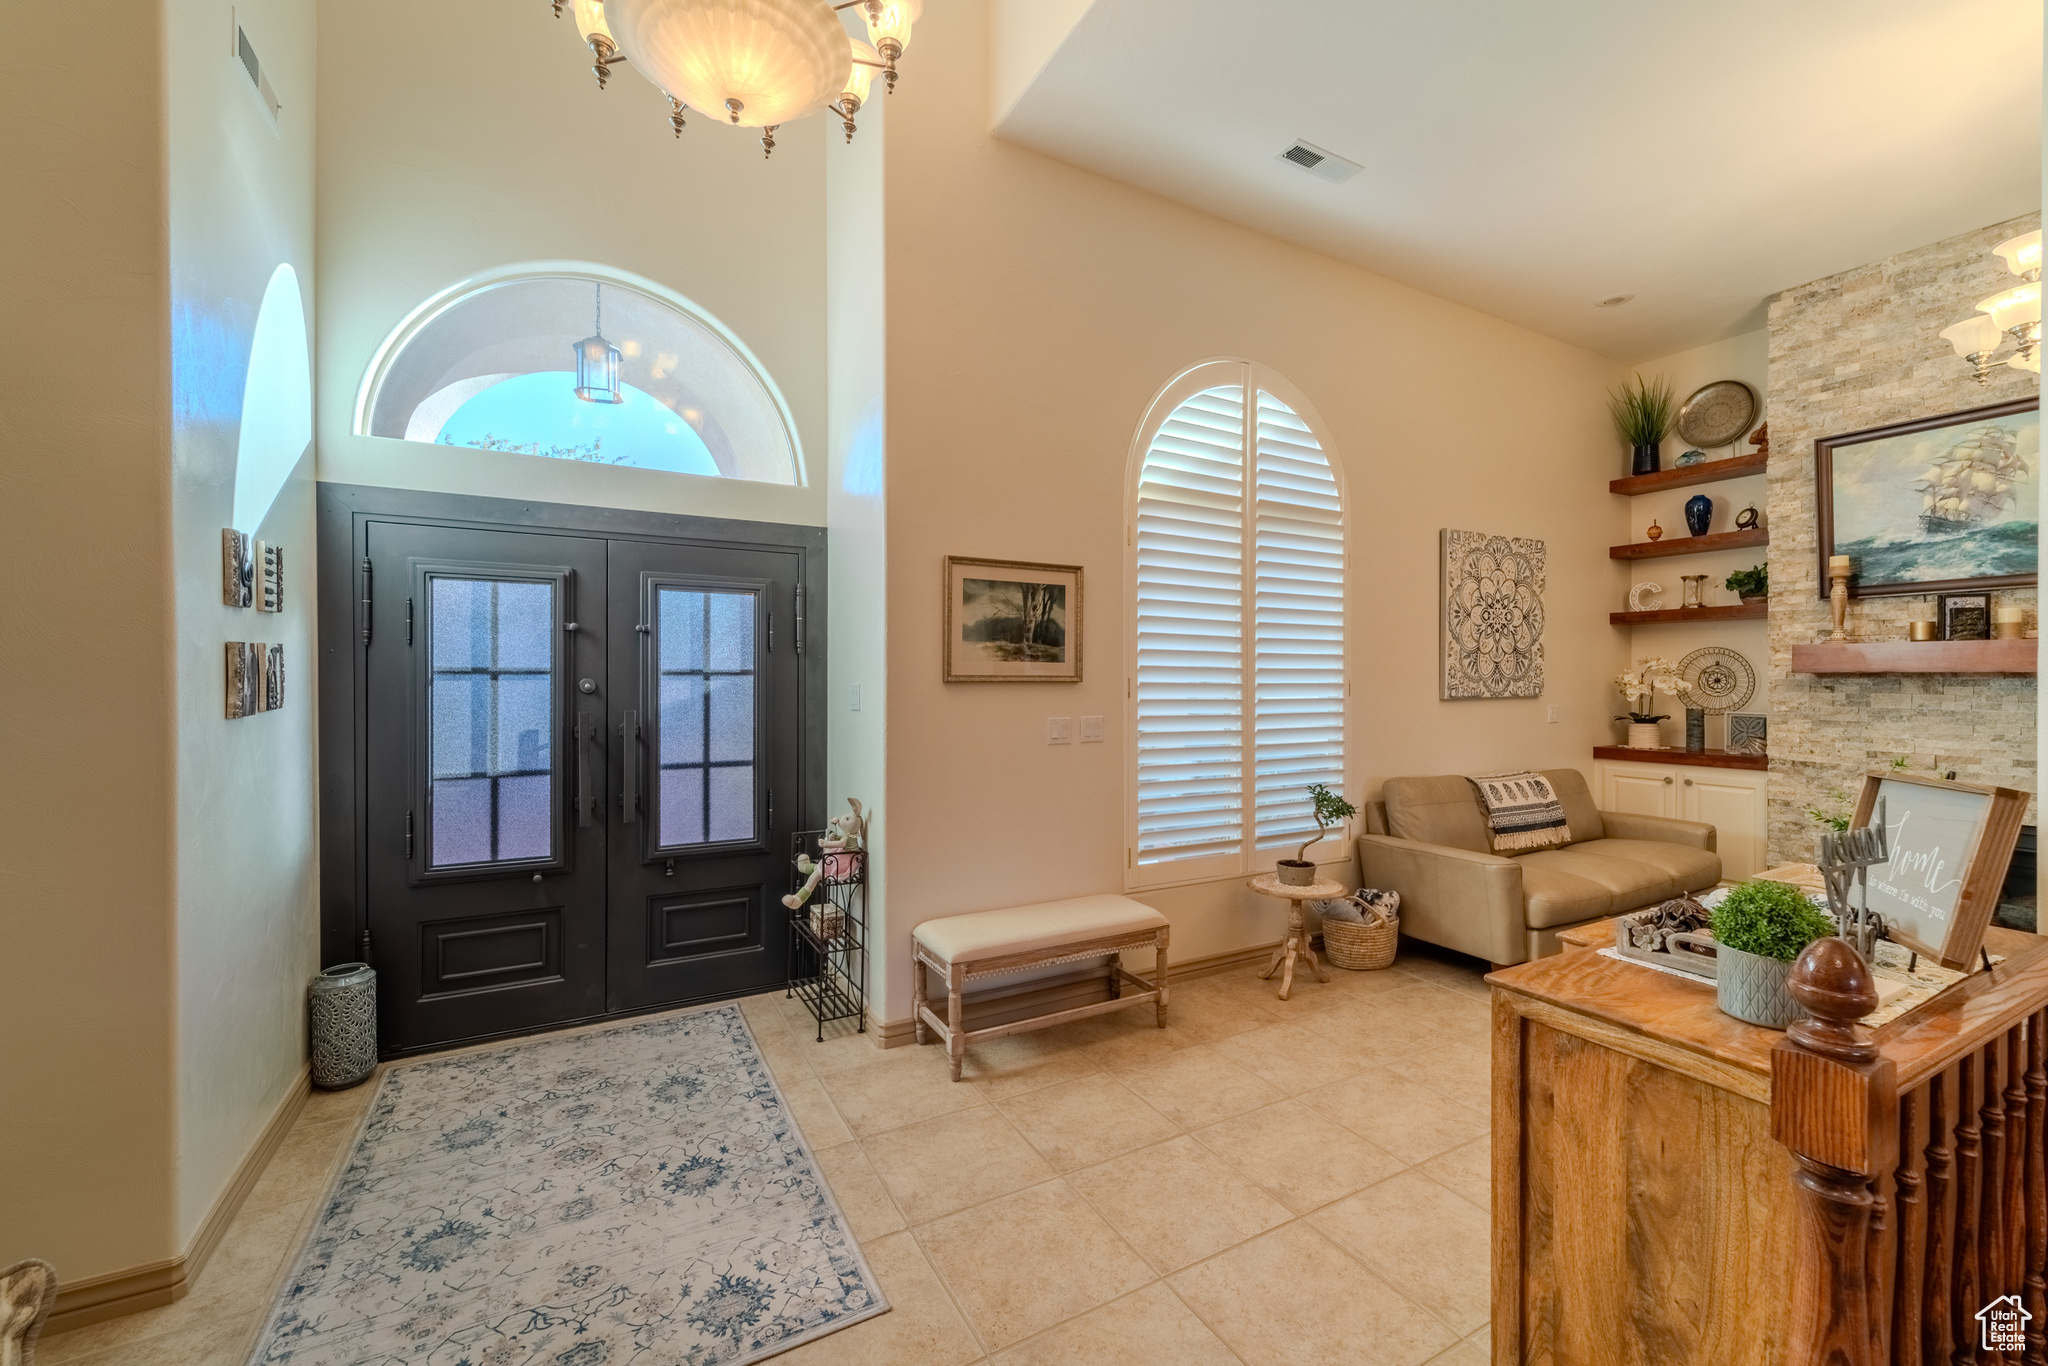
[1320,901,1399,971]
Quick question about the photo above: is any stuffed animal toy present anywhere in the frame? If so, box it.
[821,798,865,852]
[782,854,824,911]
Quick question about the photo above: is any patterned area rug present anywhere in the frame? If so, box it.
[248,1005,886,1365]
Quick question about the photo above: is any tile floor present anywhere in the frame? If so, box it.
[37,946,1495,1366]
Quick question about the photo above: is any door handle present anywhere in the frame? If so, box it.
[576,711,593,828]
[621,708,639,823]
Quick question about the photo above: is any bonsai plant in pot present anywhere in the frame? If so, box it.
[1613,657,1692,749]
[1725,563,1768,606]
[1708,879,1838,1028]
[1276,783,1357,886]
[1608,372,1677,477]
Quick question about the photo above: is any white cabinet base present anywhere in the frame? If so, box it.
[1593,759,1769,883]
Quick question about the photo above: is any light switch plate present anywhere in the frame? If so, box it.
[1547,704,1560,723]
[1047,717,1072,745]
[1079,715,1104,743]
[849,683,862,713]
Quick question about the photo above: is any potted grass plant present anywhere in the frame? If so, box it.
[1275,783,1357,886]
[1608,373,1677,476]
[1708,880,1838,1028]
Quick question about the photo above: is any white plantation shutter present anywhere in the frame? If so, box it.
[1252,390,1345,848]
[1130,365,1345,883]
[1134,385,1245,865]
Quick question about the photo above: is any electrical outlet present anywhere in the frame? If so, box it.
[1547,704,1560,724]
[1079,715,1103,743]
[1047,717,1072,745]
[849,683,862,712]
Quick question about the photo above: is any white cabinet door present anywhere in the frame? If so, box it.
[1682,771,1768,883]
[1599,762,1678,818]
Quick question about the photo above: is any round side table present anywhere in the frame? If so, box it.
[1247,874,1347,1000]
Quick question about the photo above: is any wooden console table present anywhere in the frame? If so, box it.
[1489,920,2048,1366]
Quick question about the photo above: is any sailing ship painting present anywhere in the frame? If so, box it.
[1819,402,2038,594]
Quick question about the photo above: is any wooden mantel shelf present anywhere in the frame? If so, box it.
[1610,528,1769,560]
[1790,638,2038,674]
[1609,602,1767,626]
[1592,745,1768,771]
[1608,453,1769,497]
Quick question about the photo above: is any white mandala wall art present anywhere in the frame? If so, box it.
[1441,528,1547,700]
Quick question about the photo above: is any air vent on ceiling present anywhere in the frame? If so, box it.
[1277,139,1361,185]
[233,13,281,123]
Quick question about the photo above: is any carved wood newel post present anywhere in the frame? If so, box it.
[1774,938,1898,1366]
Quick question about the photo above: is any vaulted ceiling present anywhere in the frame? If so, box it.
[992,0,2043,360]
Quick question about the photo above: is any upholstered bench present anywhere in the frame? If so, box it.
[913,894,1170,1081]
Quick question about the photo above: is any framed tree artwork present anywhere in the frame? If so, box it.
[942,556,1082,682]
[1815,397,2038,597]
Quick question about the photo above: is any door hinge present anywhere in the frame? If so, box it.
[360,558,373,645]
[767,610,773,653]
[766,788,774,831]
[406,596,414,646]
[405,809,414,859]
[794,582,804,655]
[358,927,372,963]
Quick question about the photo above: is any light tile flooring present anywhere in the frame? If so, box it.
[38,947,1495,1366]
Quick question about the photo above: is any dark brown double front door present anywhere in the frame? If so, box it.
[357,518,804,1054]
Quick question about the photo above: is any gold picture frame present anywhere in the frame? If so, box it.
[942,556,1082,683]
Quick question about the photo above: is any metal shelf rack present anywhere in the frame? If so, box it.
[785,828,869,1042]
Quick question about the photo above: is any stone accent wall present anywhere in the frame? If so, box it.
[1766,214,2040,863]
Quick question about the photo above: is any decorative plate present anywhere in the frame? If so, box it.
[1678,646,1755,715]
[1675,380,1758,450]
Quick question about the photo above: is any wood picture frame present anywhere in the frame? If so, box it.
[1848,769,2028,970]
[942,556,1082,683]
[1814,397,2038,598]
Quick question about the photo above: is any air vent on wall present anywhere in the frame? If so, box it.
[1277,139,1361,185]
[234,14,281,123]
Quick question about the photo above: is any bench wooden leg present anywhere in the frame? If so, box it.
[947,962,966,1081]
[1154,926,1170,1027]
[1105,952,1120,1001]
[912,952,929,1045]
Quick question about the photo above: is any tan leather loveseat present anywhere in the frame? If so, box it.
[1356,768,1720,965]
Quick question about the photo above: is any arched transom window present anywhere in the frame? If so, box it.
[1128,360,1346,887]
[355,266,801,484]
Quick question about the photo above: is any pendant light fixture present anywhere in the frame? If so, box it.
[573,284,624,405]
[1942,230,2042,383]
[552,0,918,157]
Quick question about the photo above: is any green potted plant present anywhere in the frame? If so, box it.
[1708,880,1838,1027]
[1276,783,1357,886]
[1725,564,1768,605]
[1608,373,1677,476]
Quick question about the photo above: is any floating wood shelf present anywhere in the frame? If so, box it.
[1789,639,2038,674]
[1610,528,1770,560]
[1609,603,1768,626]
[1608,453,1770,497]
[1593,746,1769,771]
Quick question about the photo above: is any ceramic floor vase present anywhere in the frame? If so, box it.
[310,962,378,1088]
[1715,942,1800,1028]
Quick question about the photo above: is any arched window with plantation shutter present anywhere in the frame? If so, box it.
[1127,361,1346,889]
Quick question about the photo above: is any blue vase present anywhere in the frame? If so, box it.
[1685,494,1713,537]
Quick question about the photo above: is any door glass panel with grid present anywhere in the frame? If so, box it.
[427,576,557,867]
[654,586,758,848]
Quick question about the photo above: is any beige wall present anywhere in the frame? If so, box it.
[314,0,832,527]
[1622,330,1772,747]
[0,0,179,1282]
[1766,214,2040,863]
[167,0,322,1243]
[871,0,1628,1023]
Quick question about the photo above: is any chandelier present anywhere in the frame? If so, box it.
[555,0,918,157]
[1940,229,2042,383]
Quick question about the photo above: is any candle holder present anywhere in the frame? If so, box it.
[1828,556,1852,642]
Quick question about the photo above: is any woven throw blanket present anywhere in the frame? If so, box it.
[1468,771,1571,852]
